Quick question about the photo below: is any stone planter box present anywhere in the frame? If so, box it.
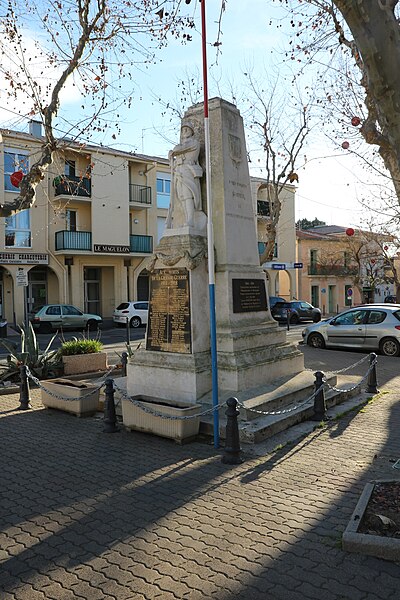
[41,379,100,416]
[342,480,400,561]
[62,352,107,375]
[122,395,201,442]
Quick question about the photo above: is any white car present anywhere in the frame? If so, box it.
[113,301,149,328]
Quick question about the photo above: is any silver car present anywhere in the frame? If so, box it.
[31,304,102,333]
[302,304,400,357]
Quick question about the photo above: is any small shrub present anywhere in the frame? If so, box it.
[58,339,103,356]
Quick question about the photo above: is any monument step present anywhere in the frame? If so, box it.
[200,381,360,444]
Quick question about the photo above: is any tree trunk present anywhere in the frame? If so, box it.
[333,1,400,199]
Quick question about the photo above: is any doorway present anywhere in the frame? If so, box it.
[84,267,101,315]
[28,268,47,316]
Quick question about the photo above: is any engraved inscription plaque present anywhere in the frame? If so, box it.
[232,278,267,313]
[146,268,192,353]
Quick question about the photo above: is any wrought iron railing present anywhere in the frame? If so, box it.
[55,230,92,251]
[308,264,358,276]
[130,234,153,253]
[53,175,91,197]
[129,184,152,204]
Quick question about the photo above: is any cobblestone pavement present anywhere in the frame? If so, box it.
[1,379,400,600]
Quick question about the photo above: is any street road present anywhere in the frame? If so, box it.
[1,321,397,384]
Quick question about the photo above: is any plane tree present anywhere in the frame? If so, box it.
[277,0,400,211]
[0,0,198,217]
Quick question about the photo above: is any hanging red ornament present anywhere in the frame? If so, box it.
[351,116,361,127]
[346,227,355,237]
[10,171,24,187]
[384,245,389,251]
[342,141,350,150]
[371,259,376,264]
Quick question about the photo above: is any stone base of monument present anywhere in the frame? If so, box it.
[121,395,201,443]
[198,371,365,444]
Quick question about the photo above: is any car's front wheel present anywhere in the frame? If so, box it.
[307,332,325,349]
[379,337,400,357]
[130,316,141,328]
[290,313,299,324]
[87,319,100,331]
[313,314,321,323]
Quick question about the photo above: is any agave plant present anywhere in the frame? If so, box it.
[0,322,61,382]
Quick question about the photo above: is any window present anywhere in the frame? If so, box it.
[310,249,318,266]
[4,149,29,191]
[5,209,31,248]
[62,305,82,316]
[156,172,171,208]
[65,160,76,177]
[335,310,367,325]
[66,209,77,231]
[46,306,61,316]
[367,310,386,325]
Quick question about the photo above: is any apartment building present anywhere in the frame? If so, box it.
[296,225,394,314]
[0,122,170,325]
[251,177,297,300]
[0,122,298,324]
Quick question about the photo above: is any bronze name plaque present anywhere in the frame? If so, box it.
[146,268,192,353]
[232,278,267,313]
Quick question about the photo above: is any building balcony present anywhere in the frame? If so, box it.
[55,230,92,251]
[54,175,91,198]
[129,183,152,205]
[257,200,271,217]
[130,234,153,253]
[308,263,358,276]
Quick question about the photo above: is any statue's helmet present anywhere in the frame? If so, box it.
[181,120,195,133]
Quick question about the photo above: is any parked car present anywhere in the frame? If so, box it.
[302,305,400,356]
[271,301,322,324]
[384,295,397,303]
[268,296,285,310]
[113,301,149,328]
[31,304,102,333]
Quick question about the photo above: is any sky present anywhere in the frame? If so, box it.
[0,0,381,228]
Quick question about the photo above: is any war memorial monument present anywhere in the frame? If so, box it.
[127,98,315,438]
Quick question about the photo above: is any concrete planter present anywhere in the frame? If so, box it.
[41,378,100,416]
[122,395,201,442]
[62,352,107,375]
[343,480,400,561]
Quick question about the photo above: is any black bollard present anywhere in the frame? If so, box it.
[121,351,128,377]
[311,371,327,421]
[222,397,242,464]
[103,378,120,433]
[366,353,379,394]
[126,316,130,346]
[18,364,31,410]
[286,308,290,331]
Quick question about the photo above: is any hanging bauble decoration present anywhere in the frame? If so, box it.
[342,141,350,150]
[371,259,376,264]
[351,116,361,127]
[10,171,23,187]
[384,245,389,251]
[346,227,355,236]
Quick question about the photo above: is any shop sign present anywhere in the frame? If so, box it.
[0,252,49,265]
[94,244,130,254]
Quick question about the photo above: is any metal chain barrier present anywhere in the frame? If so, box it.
[113,380,226,421]
[324,356,377,394]
[23,355,377,419]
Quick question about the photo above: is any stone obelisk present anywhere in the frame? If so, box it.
[127,98,304,405]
